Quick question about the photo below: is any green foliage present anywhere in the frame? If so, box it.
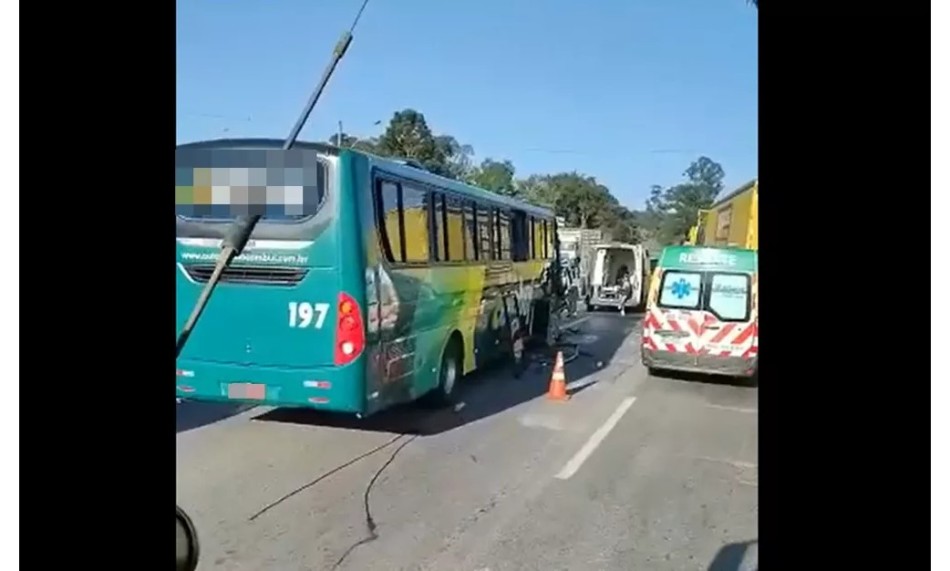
[376,109,451,176]
[327,132,378,153]
[436,135,474,181]
[327,108,729,247]
[467,158,517,196]
[514,175,558,207]
[643,157,725,244]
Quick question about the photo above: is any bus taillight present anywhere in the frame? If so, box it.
[334,292,365,366]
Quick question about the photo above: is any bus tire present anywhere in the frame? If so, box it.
[421,336,462,408]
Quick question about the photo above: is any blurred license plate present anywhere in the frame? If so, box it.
[658,330,689,339]
[228,382,266,400]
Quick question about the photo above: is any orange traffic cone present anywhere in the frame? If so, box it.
[547,350,569,401]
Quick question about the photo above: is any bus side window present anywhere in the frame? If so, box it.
[445,194,465,262]
[537,218,547,259]
[541,220,551,260]
[463,200,478,261]
[375,180,402,262]
[497,209,511,260]
[477,203,493,260]
[401,184,431,263]
[529,217,537,259]
[492,208,501,260]
[431,191,447,262]
[511,210,529,262]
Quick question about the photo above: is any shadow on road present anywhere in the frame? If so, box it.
[708,539,757,571]
[649,367,757,389]
[254,311,643,436]
[176,401,255,433]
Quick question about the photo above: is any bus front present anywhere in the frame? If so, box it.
[175,140,367,413]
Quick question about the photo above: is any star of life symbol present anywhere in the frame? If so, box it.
[671,278,692,299]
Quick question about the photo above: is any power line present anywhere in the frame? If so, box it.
[513,147,705,158]
[180,112,252,122]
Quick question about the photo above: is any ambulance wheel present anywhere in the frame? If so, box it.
[421,337,462,408]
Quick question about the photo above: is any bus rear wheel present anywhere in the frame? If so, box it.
[421,338,462,408]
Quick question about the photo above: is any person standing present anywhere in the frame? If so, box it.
[616,266,632,316]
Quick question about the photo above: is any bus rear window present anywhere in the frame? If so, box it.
[175,148,327,222]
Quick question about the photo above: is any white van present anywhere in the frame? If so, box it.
[586,243,649,312]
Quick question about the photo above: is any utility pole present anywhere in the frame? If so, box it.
[336,119,382,148]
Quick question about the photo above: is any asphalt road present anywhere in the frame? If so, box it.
[177,310,758,571]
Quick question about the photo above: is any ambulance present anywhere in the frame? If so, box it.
[641,245,758,379]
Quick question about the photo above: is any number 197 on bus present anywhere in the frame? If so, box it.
[289,302,330,329]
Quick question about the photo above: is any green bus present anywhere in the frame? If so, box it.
[175,139,559,415]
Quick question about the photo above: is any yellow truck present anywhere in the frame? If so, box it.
[687,179,758,250]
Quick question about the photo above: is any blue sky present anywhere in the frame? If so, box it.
[177,0,757,210]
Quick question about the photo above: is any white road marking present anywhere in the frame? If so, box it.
[704,403,758,414]
[692,456,758,470]
[555,396,637,480]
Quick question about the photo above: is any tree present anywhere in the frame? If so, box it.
[321,108,737,249]
[540,172,616,229]
[376,109,452,177]
[467,158,516,196]
[514,174,558,207]
[326,132,379,153]
[599,205,641,244]
[513,172,631,232]
[644,156,725,245]
[435,135,475,181]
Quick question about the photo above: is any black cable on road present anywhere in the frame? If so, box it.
[248,433,405,522]
[331,435,419,570]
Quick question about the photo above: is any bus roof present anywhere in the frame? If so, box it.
[592,242,643,250]
[363,152,555,219]
[176,138,556,220]
[177,138,338,154]
[658,245,757,273]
